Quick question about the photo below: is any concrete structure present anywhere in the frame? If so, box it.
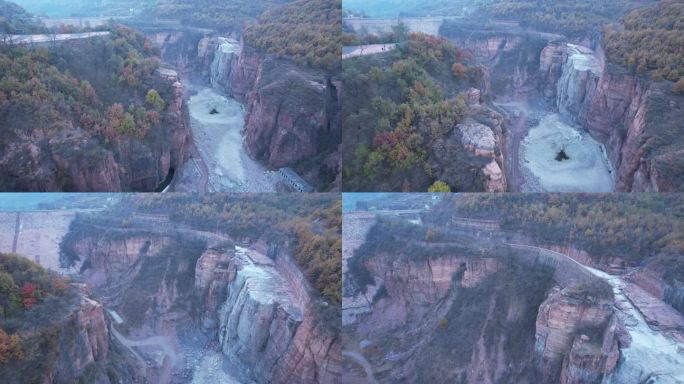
[278,167,314,193]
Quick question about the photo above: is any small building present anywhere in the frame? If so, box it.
[278,167,315,193]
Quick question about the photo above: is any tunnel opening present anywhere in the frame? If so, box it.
[154,168,175,192]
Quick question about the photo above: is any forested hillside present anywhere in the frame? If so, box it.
[0,253,77,382]
[153,0,292,30]
[476,0,655,36]
[0,22,183,191]
[444,194,684,280]
[604,0,684,85]
[342,33,484,191]
[244,0,341,70]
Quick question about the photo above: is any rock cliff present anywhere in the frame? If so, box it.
[535,286,619,384]
[540,42,683,192]
[0,76,188,192]
[211,246,341,384]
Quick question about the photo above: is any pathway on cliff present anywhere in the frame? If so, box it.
[11,212,20,253]
[343,351,378,384]
[507,243,684,383]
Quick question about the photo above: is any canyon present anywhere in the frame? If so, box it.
[0,197,341,383]
[342,196,684,383]
[345,16,684,192]
[0,0,341,192]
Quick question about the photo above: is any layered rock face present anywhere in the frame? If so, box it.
[75,233,174,289]
[51,290,112,383]
[212,246,340,384]
[535,286,619,384]
[429,104,507,192]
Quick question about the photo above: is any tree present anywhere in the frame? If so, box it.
[145,89,166,111]
[20,282,37,309]
[452,62,467,78]
[0,272,18,318]
[116,113,136,136]
[392,22,410,42]
[428,181,451,192]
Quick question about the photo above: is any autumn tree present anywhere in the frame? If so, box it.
[428,181,451,192]
[451,62,467,78]
[20,282,37,309]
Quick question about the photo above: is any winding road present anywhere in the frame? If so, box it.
[110,326,178,367]
[3,31,110,45]
[343,350,378,384]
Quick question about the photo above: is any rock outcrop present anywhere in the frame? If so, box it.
[212,246,341,384]
[51,288,111,383]
[429,106,507,192]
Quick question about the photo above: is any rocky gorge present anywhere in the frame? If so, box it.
[55,205,340,383]
[146,20,341,192]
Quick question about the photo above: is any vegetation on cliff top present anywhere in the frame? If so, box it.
[476,0,654,36]
[153,0,292,30]
[244,0,341,70]
[342,33,483,192]
[604,0,684,83]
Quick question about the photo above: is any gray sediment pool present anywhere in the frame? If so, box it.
[520,113,614,192]
[184,88,277,192]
